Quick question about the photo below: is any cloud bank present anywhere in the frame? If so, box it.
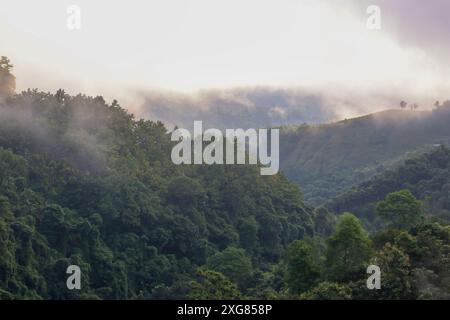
[130,87,416,130]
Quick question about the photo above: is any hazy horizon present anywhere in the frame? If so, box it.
[1,0,450,125]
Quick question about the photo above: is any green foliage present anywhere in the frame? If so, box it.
[376,190,423,229]
[187,267,241,300]
[328,146,450,228]
[284,240,320,294]
[2,57,450,300]
[166,176,205,207]
[0,62,315,299]
[325,213,372,282]
[371,243,414,299]
[237,216,258,254]
[207,247,252,289]
[299,282,352,300]
[313,207,336,237]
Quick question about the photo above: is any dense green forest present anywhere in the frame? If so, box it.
[1,57,449,299]
[0,57,314,299]
[327,146,450,228]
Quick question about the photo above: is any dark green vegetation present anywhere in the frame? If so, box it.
[327,146,450,228]
[286,201,450,300]
[280,107,450,204]
[0,59,313,299]
[1,58,449,299]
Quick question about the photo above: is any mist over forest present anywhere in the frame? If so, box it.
[1,0,450,306]
[130,87,423,130]
[1,56,450,300]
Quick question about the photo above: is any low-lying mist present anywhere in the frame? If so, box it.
[128,86,429,130]
[0,92,110,172]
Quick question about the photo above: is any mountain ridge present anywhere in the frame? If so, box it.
[279,104,450,204]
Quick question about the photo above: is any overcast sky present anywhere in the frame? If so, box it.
[1,0,449,106]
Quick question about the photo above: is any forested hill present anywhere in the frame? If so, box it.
[2,58,450,300]
[280,106,450,204]
[0,64,313,299]
[326,146,450,229]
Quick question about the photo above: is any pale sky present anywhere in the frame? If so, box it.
[1,0,449,103]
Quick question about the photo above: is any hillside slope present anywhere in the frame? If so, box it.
[326,146,450,229]
[0,88,314,299]
[280,106,450,204]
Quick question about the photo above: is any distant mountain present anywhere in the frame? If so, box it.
[280,105,450,205]
[326,146,450,229]
[132,87,388,130]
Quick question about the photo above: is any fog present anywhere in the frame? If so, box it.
[1,0,450,129]
[0,94,107,172]
[128,86,442,130]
